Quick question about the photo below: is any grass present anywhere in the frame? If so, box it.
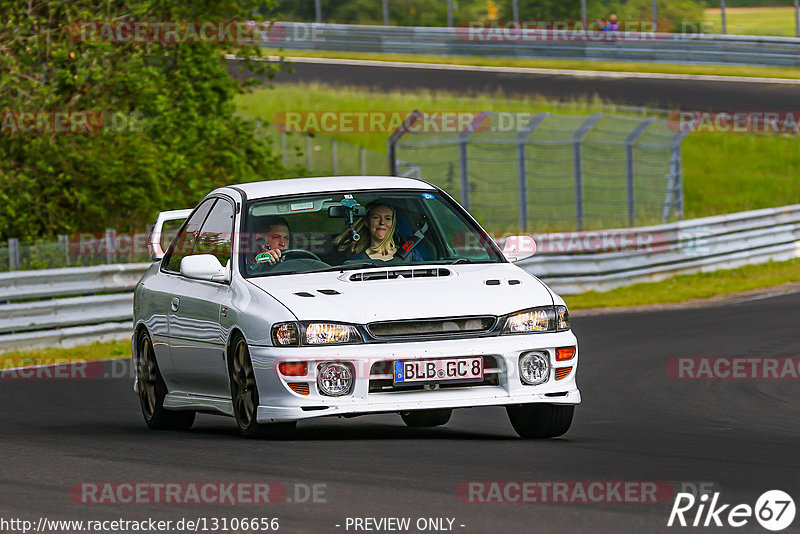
[1,340,129,367]
[236,83,800,226]
[704,6,800,36]
[265,48,800,80]
[565,258,800,309]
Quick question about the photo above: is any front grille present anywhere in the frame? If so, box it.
[368,356,501,393]
[368,316,496,339]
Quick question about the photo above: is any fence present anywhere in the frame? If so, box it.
[1,232,152,273]
[2,204,798,352]
[274,22,800,68]
[389,110,687,233]
[270,127,388,176]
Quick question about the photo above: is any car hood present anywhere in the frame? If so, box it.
[246,263,553,324]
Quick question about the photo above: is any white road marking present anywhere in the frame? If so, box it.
[268,55,800,85]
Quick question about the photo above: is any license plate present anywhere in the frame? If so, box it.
[393,357,483,384]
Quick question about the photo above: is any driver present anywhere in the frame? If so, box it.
[251,216,290,267]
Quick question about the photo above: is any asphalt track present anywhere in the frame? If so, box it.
[254,57,800,111]
[2,290,799,533]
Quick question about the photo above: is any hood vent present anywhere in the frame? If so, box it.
[317,289,340,295]
[349,268,451,282]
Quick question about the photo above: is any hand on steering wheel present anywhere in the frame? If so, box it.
[279,249,323,262]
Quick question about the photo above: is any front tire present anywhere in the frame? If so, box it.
[136,330,195,431]
[228,335,296,438]
[400,408,452,427]
[506,404,574,439]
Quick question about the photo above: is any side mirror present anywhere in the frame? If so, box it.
[502,235,537,262]
[180,254,229,282]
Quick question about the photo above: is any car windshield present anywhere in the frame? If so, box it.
[240,189,504,277]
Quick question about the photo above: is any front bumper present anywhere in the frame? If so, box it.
[249,331,580,423]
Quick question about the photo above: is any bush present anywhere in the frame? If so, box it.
[0,0,290,241]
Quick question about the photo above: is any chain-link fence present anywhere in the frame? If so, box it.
[389,111,689,233]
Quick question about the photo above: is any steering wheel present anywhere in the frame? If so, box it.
[279,249,323,262]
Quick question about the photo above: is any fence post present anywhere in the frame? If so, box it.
[306,136,312,170]
[360,147,367,175]
[387,110,422,176]
[625,117,655,227]
[447,0,454,26]
[58,234,70,267]
[512,0,520,24]
[315,0,322,23]
[332,139,338,175]
[516,112,550,233]
[104,229,115,264]
[572,113,603,231]
[383,0,390,25]
[457,112,491,211]
[8,238,20,271]
[281,131,287,167]
[720,0,727,34]
[795,0,799,38]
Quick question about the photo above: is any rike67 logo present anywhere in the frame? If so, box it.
[668,490,795,531]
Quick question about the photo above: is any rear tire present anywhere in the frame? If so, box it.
[400,408,452,428]
[228,335,296,439]
[136,330,195,431]
[506,404,574,439]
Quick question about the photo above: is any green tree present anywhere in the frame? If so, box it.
[0,0,288,240]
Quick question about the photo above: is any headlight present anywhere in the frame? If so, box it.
[502,306,570,334]
[271,322,362,346]
[305,323,359,345]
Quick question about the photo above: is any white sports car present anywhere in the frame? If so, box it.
[133,176,580,438]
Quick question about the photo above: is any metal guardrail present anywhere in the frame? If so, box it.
[1,204,799,351]
[275,22,800,68]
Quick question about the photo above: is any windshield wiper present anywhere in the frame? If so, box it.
[447,258,475,265]
[296,262,379,274]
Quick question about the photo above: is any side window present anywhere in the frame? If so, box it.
[195,199,234,268]
[426,198,494,260]
[163,199,216,272]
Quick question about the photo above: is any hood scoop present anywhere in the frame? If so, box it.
[348,267,451,282]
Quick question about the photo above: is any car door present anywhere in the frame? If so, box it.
[162,197,234,399]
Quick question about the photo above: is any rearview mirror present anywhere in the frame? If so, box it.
[180,254,229,282]
[502,235,537,262]
[328,205,367,218]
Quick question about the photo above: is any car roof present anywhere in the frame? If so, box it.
[214,176,435,201]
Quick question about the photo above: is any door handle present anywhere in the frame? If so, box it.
[171,297,180,312]
[221,306,228,318]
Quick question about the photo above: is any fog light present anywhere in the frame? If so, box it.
[519,352,549,385]
[317,362,354,396]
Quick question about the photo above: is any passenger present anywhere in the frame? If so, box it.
[251,216,290,267]
[333,202,401,262]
